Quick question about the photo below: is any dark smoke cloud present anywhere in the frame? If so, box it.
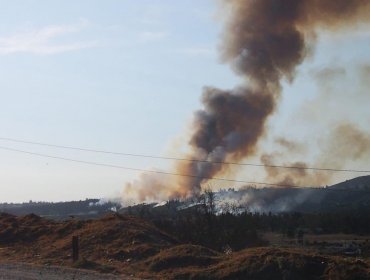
[221,0,306,85]
[123,0,370,203]
[176,0,370,195]
[178,87,275,192]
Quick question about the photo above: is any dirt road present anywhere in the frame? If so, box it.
[0,263,136,280]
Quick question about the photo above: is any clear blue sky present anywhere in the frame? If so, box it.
[0,1,369,202]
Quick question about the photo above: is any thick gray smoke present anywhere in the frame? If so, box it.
[123,0,370,203]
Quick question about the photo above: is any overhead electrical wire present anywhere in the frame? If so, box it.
[1,145,369,192]
[0,137,369,173]
[0,145,305,188]
[0,145,302,188]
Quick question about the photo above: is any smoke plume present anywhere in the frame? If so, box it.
[123,0,370,203]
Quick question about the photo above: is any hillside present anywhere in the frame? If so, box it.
[0,213,369,279]
[0,199,119,220]
[0,212,176,276]
[296,175,370,212]
[119,176,370,215]
[330,176,370,190]
[148,247,370,280]
[1,176,369,219]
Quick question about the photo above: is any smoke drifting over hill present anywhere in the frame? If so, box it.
[123,0,370,203]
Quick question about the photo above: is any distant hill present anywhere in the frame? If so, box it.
[1,176,370,218]
[120,176,370,215]
[219,175,370,213]
[0,199,120,220]
[290,175,370,213]
[329,175,370,190]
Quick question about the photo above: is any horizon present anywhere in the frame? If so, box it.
[1,174,368,204]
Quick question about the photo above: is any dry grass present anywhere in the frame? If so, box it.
[146,244,221,272]
[166,248,370,280]
[0,212,176,275]
[0,213,369,279]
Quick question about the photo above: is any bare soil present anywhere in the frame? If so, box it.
[0,262,125,280]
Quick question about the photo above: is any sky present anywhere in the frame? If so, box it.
[0,1,369,203]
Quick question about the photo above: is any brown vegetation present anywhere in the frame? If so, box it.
[0,212,175,275]
[0,212,369,279]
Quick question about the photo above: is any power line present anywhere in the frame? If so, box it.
[0,145,302,188]
[1,145,369,192]
[0,137,369,173]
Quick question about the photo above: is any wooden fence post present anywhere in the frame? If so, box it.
[72,235,79,262]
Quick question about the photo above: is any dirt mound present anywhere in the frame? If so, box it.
[134,247,370,279]
[59,213,177,261]
[0,213,176,275]
[0,213,56,244]
[0,212,16,222]
[187,248,370,280]
[201,248,328,280]
[1,213,369,279]
[72,259,116,274]
[147,244,220,272]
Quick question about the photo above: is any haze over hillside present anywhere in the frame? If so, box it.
[1,176,369,219]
